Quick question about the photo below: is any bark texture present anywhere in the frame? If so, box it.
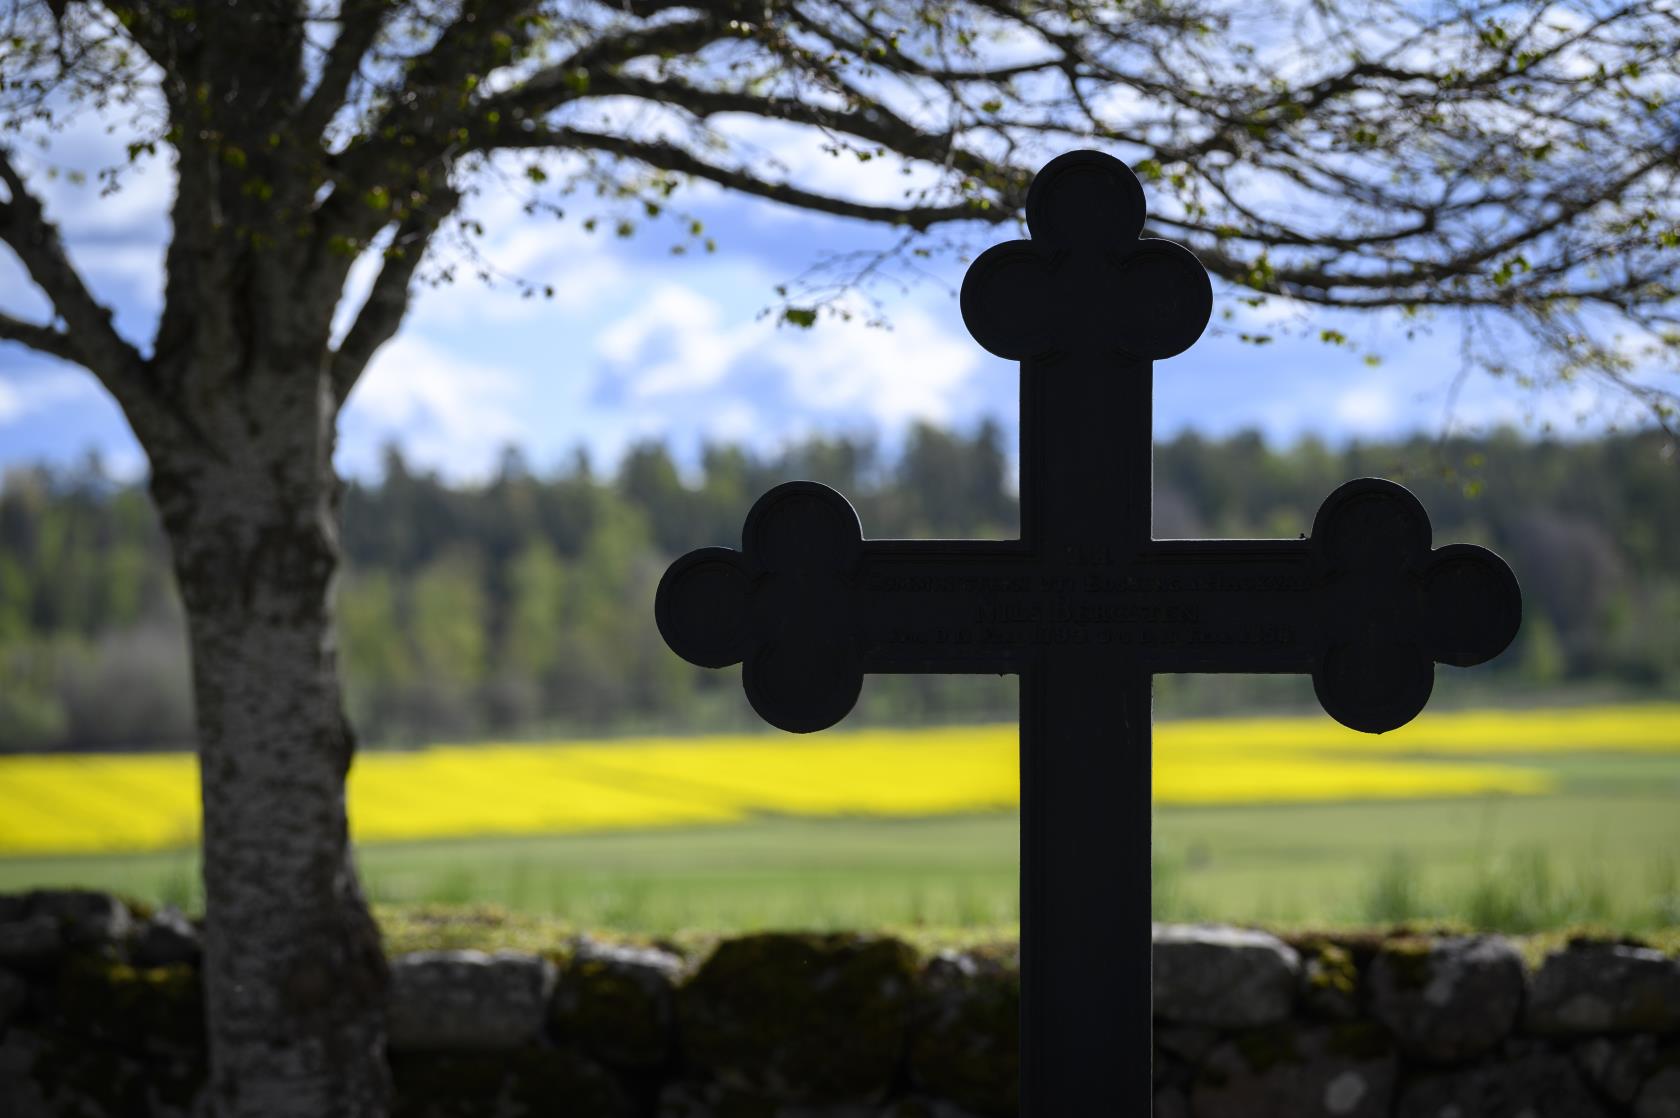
[146,366,389,1117]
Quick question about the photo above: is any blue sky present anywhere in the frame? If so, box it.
[0,109,1644,485]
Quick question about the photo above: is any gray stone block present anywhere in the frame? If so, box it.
[1636,1065,1680,1118]
[908,950,1018,1117]
[1190,1023,1397,1118]
[0,968,27,1028]
[387,950,556,1052]
[131,907,201,968]
[1397,1047,1611,1118]
[1152,923,1300,1028]
[1573,1034,1661,1105]
[25,889,132,945]
[659,1080,926,1118]
[1370,935,1524,1063]
[882,1098,989,1118]
[1153,1084,1190,1118]
[390,1046,630,1118]
[0,916,61,967]
[1527,943,1680,1035]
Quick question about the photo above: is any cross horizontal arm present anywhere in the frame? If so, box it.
[657,478,1520,736]
[847,540,1318,676]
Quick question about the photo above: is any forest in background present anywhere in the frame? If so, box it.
[1,423,1675,753]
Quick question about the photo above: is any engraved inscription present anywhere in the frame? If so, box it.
[977,600,1201,625]
[866,573,1031,594]
[866,567,1313,649]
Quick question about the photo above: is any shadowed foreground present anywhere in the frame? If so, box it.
[2,889,1678,1116]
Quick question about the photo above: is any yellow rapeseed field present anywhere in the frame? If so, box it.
[1,704,1674,856]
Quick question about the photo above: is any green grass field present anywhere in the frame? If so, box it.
[4,748,1676,935]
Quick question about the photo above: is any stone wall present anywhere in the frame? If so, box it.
[3,890,1678,1116]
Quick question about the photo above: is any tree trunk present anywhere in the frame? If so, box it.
[150,436,389,1117]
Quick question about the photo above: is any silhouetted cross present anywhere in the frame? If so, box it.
[656,150,1521,1114]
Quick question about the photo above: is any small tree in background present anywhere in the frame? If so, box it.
[1,0,1676,1112]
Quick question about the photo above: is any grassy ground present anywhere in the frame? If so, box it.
[3,706,1674,935]
[4,770,1675,935]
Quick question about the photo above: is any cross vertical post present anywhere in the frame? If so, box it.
[966,153,1213,1108]
[656,150,1522,1115]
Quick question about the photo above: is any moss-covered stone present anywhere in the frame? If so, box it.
[678,931,919,1104]
[1370,935,1524,1064]
[1296,940,1360,1021]
[1371,936,1435,991]
[391,1047,631,1118]
[907,950,1018,1117]
[551,939,681,1071]
[54,953,204,1054]
[376,904,581,958]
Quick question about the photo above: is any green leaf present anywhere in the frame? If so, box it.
[782,307,819,328]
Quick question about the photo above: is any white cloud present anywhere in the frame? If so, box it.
[1332,384,1395,430]
[599,285,735,395]
[0,371,98,424]
[767,305,977,426]
[600,282,979,433]
[342,334,526,479]
[707,399,761,444]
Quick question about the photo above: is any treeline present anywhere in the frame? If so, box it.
[1,424,1675,752]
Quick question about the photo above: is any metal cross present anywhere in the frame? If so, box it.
[655,149,1522,1114]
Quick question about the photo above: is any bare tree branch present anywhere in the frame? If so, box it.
[0,148,154,407]
[329,186,459,406]
[499,124,1006,230]
[308,0,539,276]
[562,71,1014,186]
[483,14,737,123]
[296,0,397,143]
[0,308,80,364]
